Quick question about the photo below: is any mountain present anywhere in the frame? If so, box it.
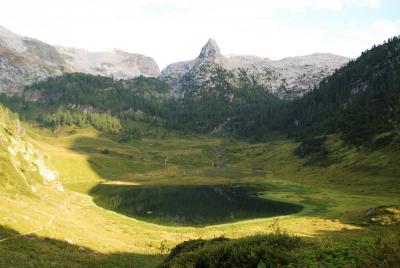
[0,26,348,97]
[160,39,349,98]
[0,25,159,93]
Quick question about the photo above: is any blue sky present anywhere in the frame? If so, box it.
[1,0,399,68]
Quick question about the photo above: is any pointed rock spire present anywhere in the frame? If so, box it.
[198,38,222,61]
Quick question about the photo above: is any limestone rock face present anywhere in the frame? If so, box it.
[0,26,63,94]
[160,39,350,98]
[198,39,223,62]
[56,47,160,80]
[0,25,160,93]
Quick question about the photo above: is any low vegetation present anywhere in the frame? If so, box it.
[163,231,400,268]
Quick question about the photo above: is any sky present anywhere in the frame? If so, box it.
[1,0,399,69]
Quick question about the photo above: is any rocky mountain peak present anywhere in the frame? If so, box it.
[198,38,222,61]
[160,38,350,98]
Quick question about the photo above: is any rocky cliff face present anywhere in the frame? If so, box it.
[0,25,160,93]
[160,39,350,98]
[0,26,64,94]
[55,47,159,80]
[0,43,62,94]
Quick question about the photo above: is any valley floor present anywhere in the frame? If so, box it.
[1,125,399,267]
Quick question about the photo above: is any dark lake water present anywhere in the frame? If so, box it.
[90,184,303,226]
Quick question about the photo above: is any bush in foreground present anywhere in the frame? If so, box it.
[162,231,400,267]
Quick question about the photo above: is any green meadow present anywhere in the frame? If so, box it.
[1,123,399,267]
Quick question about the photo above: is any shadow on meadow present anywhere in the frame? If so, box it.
[69,136,167,182]
[0,225,162,268]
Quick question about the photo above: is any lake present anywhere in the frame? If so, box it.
[90,184,303,226]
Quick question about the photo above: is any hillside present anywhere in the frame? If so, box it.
[0,105,61,194]
[0,73,172,138]
[1,71,286,140]
[290,36,400,146]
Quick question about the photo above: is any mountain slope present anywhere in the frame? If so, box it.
[0,43,62,94]
[0,25,159,93]
[160,39,349,98]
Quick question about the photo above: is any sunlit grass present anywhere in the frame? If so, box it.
[0,124,399,267]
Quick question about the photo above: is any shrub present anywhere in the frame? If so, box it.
[161,232,304,268]
[162,232,400,268]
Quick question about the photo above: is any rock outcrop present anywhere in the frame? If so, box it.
[0,105,63,193]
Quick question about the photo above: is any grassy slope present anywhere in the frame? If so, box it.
[0,124,399,267]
